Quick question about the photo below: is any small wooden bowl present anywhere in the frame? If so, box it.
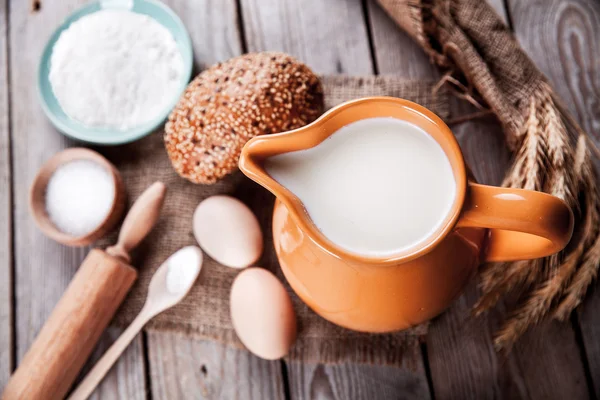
[29,148,126,246]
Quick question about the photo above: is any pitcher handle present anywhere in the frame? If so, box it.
[456,183,574,262]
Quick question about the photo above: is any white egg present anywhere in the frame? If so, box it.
[230,267,297,360]
[193,195,263,269]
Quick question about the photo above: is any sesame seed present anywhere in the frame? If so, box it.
[164,52,324,184]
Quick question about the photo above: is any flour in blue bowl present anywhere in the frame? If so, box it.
[49,9,184,130]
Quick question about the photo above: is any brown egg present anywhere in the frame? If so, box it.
[193,195,263,269]
[230,268,297,360]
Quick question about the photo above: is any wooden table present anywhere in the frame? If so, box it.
[1,0,599,398]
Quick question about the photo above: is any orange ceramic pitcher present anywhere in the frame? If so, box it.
[239,97,574,333]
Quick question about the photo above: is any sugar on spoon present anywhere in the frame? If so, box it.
[67,246,204,400]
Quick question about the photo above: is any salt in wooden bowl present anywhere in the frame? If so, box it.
[29,148,126,246]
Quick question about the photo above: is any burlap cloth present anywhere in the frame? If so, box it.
[98,76,448,364]
[377,0,541,146]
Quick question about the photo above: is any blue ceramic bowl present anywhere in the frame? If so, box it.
[38,0,193,145]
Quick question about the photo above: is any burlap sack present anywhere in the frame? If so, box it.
[98,76,448,364]
[377,0,541,148]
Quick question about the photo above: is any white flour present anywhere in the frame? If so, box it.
[49,10,184,130]
[166,247,203,294]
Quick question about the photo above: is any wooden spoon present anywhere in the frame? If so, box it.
[67,246,204,400]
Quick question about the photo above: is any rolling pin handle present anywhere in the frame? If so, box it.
[105,244,130,263]
[106,181,166,262]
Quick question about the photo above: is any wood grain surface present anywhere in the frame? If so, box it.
[148,332,285,400]
[78,327,147,400]
[165,0,244,72]
[486,0,509,23]
[1,0,599,399]
[241,0,373,74]
[367,0,438,78]
[579,286,600,398]
[286,340,430,400]
[7,0,146,397]
[0,0,12,390]
[508,0,600,397]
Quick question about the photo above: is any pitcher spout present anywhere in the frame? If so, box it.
[238,121,323,201]
[239,113,340,261]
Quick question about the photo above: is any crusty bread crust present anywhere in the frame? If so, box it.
[165,52,324,184]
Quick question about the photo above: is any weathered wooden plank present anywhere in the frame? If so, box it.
[367,0,438,78]
[166,0,243,71]
[8,0,146,397]
[240,1,433,398]
[513,320,590,399]
[83,327,147,400]
[0,0,13,389]
[426,287,526,400]
[148,333,285,400]
[508,0,600,141]
[286,340,430,400]
[486,0,509,24]
[241,0,373,74]
[144,1,287,398]
[508,0,600,397]
[578,285,600,398]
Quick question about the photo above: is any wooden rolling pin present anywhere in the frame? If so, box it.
[2,181,167,400]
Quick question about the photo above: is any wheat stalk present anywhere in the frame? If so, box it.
[473,260,540,316]
[473,94,548,316]
[553,236,600,320]
[504,139,593,331]
[552,137,600,320]
[492,86,600,350]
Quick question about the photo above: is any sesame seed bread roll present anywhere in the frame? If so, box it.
[164,52,324,184]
